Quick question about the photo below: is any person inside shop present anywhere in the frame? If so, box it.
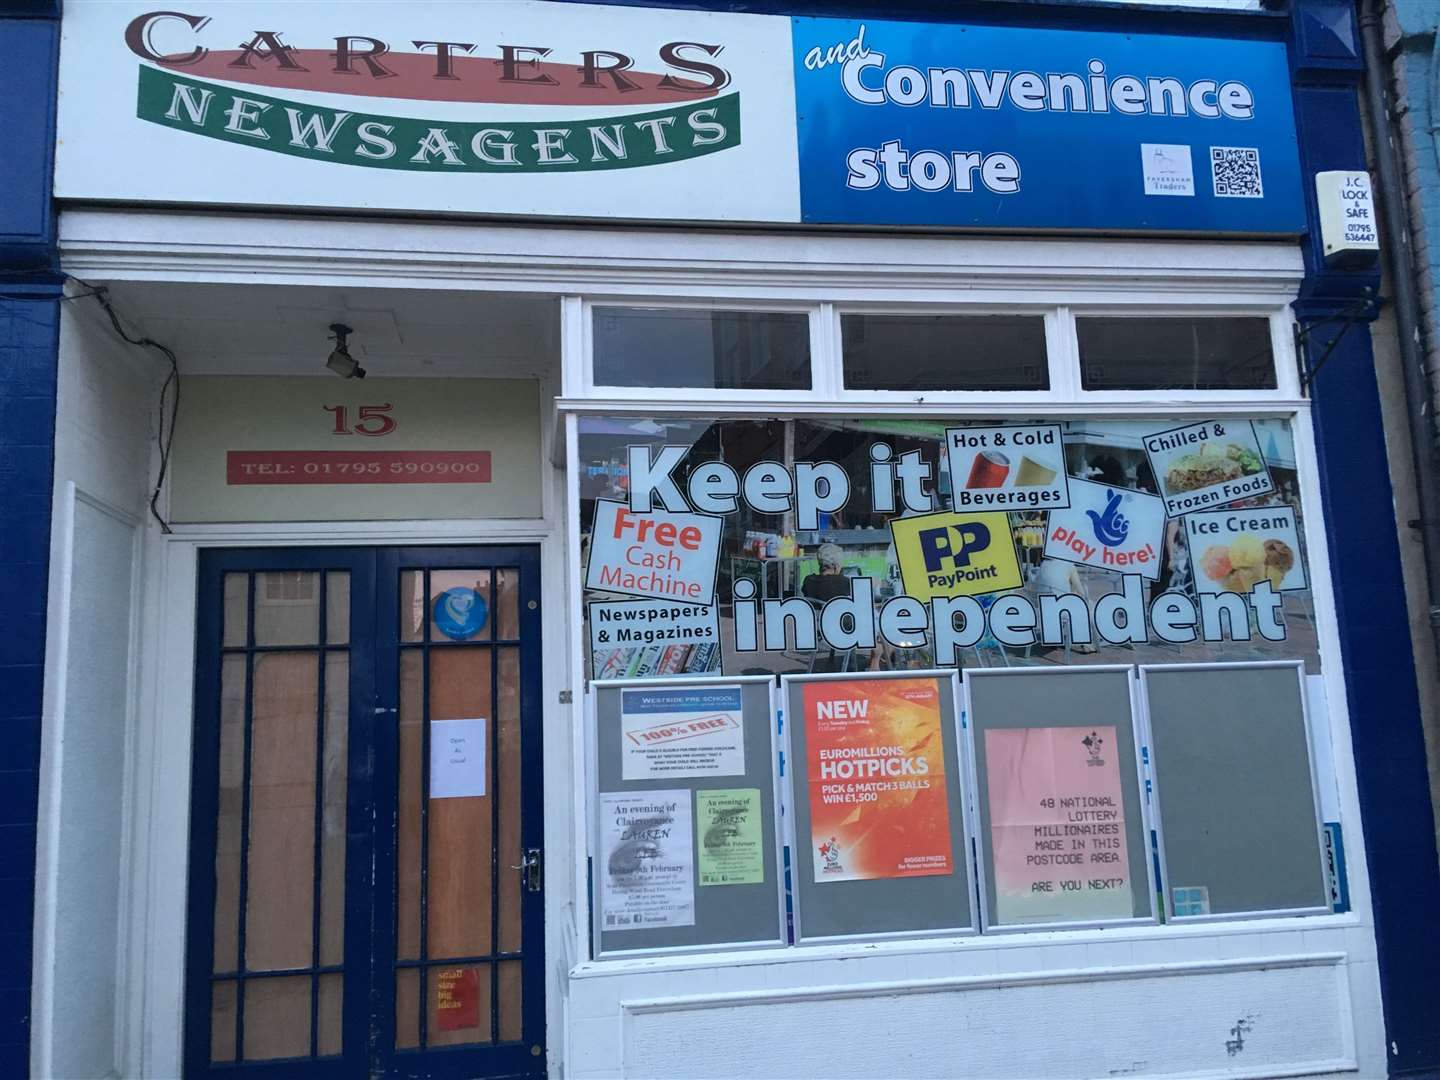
[802,543,853,603]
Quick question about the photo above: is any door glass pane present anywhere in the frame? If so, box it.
[495,569,520,641]
[242,976,311,1060]
[497,648,522,954]
[318,974,343,1057]
[254,571,320,646]
[326,571,350,646]
[210,980,237,1063]
[429,570,493,642]
[245,652,318,971]
[319,651,348,966]
[427,647,495,959]
[429,963,492,1047]
[396,968,420,1049]
[498,960,523,1042]
[400,570,425,642]
[397,650,424,962]
[222,573,248,647]
[213,655,245,973]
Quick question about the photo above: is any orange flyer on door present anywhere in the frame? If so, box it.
[805,677,953,883]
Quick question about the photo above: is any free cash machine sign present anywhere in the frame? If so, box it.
[791,16,1303,232]
[55,2,799,222]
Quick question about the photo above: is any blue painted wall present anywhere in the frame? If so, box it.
[1288,1,1440,1075]
[0,1,61,1075]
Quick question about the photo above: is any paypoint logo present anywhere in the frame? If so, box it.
[890,510,1023,603]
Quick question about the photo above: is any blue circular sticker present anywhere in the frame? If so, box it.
[433,587,488,640]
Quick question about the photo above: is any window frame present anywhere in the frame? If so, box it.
[556,252,1348,970]
[578,296,826,402]
[570,297,1300,408]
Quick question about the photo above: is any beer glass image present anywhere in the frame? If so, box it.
[967,450,1011,488]
[1015,455,1058,487]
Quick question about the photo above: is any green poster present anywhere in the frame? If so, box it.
[696,789,764,886]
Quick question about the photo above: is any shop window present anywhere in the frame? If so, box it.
[591,307,811,390]
[578,415,1314,681]
[1076,316,1277,391]
[841,313,1049,392]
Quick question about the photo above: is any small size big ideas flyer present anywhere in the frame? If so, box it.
[805,677,954,883]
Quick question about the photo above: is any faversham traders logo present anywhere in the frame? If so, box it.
[125,9,742,173]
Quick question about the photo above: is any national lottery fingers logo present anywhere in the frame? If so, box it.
[889,510,1023,603]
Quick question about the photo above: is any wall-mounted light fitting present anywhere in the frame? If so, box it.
[326,323,366,379]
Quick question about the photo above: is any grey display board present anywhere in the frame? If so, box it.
[591,677,784,957]
[783,671,977,943]
[1141,662,1328,919]
[966,667,1155,930]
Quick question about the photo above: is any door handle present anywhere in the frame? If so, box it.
[510,848,543,893]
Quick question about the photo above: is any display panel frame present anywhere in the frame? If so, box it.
[1138,659,1331,924]
[588,674,787,959]
[781,668,980,946]
[963,665,1159,934]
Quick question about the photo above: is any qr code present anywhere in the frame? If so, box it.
[1211,146,1263,198]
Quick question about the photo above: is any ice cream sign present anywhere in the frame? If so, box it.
[1144,420,1274,516]
[1184,506,1306,594]
[1045,478,1168,581]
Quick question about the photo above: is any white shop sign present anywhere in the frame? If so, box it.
[55,1,799,223]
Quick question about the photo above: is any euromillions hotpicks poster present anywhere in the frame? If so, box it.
[805,677,953,883]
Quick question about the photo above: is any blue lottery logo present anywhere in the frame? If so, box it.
[433,587,488,640]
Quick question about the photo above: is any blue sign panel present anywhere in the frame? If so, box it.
[793,18,1304,233]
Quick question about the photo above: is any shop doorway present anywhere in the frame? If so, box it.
[185,546,546,1079]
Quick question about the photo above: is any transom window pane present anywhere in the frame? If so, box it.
[840,314,1049,391]
[592,307,811,390]
[1077,316,1276,390]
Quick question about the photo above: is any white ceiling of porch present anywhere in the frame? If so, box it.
[92,281,560,378]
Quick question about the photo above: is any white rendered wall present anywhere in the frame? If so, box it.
[32,297,157,1079]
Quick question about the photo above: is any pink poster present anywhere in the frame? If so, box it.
[984,725,1133,924]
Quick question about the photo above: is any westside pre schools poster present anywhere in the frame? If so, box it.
[620,685,745,780]
[805,677,953,883]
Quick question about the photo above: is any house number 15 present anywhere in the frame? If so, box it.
[323,403,397,436]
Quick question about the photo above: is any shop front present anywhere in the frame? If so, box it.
[25,0,1440,1078]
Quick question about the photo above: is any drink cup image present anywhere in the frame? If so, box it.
[966,450,1011,488]
[1015,455,1057,487]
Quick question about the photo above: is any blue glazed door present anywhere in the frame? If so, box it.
[187,546,546,1079]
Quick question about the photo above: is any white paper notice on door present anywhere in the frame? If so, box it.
[430,718,488,799]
